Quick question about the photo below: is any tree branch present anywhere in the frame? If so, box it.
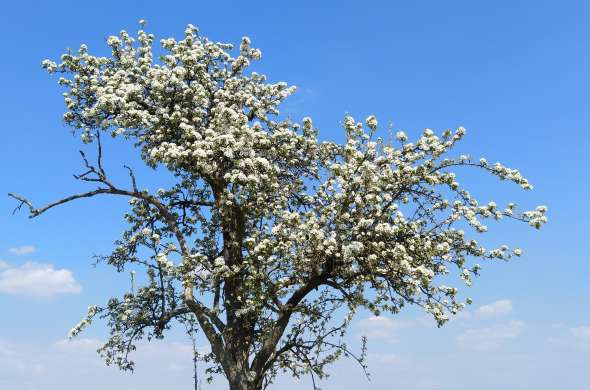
[251,272,328,374]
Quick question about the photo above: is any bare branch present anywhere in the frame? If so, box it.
[123,165,138,192]
[154,306,192,334]
[96,130,106,178]
[9,189,115,218]
[7,193,34,215]
[251,272,328,374]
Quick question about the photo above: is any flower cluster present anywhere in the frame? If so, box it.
[68,305,100,338]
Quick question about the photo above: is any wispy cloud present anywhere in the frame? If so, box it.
[8,246,36,256]
[357,316,414,343]
[367,352,402,364]
[0,337,205,389]
[455,299,514,321]
[456,320,525,351]
[475,299,513,318]
[547,325,590,350]
[570,326,590,341]
[53,338,102,352]
[0,262,82,298]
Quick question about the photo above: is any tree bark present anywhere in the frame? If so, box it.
[228,377,262,390]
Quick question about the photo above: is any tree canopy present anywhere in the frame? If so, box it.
[10,23,547,390]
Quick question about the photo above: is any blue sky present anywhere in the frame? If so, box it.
[1,1,589,389]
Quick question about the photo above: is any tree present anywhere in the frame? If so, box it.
[10,22,547,390]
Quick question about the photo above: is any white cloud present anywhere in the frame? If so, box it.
[0,338,210,390]
[0,340,47,380]
[0,262,82,298]
[367,352,402,364]
[570,326,590,340]
[8,246,36,256]
[456,320,525,351]
[53,338,102,352]
[357,316,413,343]
[455,299,513,321]
[0,259,9,269]
[475,299,513,318]
[547,326,590,350]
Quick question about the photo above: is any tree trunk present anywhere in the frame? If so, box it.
[228,378,262,390]
[224,360,262,390]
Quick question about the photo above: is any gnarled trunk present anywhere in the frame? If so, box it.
[228,378,262,390]
[223,349,263,390]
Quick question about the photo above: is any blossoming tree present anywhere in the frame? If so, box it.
[10,23,547,390]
